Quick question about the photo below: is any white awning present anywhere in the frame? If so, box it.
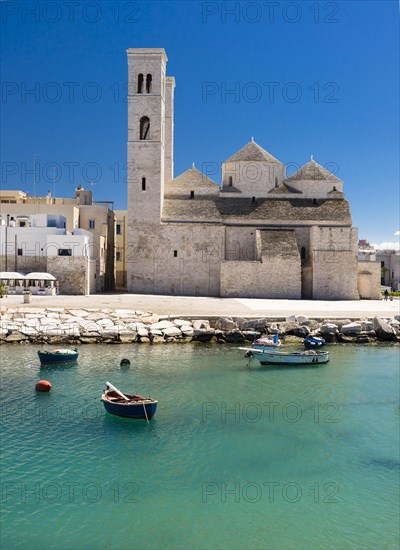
[25,272,57,281]
[0,272,26,280]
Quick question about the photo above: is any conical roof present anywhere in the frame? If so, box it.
[285,160,342,183]
[168,167,220,189]
[224,140,282,164]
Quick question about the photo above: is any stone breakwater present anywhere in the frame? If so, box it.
[0,308,399,345]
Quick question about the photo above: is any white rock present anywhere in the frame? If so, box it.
[137,328,149,337]
[126,322,145,331]
[149,329,163,336]
[115,309,136,317]
[163,327,182,336]
[39,318,60,326]
[173,319,193,327]
[20,327,38,335]
[24,319,41,327]
[193,320,210,330]
[67,309,89,318]
[296,315,309,323]
[286,314,297,323]
[25,313,45,319]
[78,321,101,332]
[97,318,115,327]
[150,321,175,330]
[1,322,21,330]
[341,322,362,336]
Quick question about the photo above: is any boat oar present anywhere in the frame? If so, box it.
[105,381,129,401]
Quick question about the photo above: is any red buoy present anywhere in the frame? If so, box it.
[36,380,52,392]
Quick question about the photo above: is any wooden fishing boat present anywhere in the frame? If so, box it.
[101,382,157,420]
[38,348,79,364]
[303,336,326,349]
[239,348,329,366]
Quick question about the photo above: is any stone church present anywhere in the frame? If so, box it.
[126,48,366,300]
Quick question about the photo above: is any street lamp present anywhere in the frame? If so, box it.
[5,214,10,271]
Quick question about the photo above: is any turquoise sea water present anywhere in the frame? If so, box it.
[1,343,399,550]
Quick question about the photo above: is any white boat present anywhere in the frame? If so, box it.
[251,336,281,350]
[239,347,329,366]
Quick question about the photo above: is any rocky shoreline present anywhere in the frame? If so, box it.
[0,307,399,345]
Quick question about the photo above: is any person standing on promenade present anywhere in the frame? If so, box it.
[384,289,389,300]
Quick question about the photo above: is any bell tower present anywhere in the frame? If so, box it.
[127,48,168,223]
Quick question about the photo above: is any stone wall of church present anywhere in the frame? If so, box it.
[310,226,359,299]
[286,180,343,198]
[127,222,225,296]
[222,161,285,196]
[220,255,301,299]
[224,227,258,261]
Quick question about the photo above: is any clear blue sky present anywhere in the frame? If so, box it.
[1,0,399,245]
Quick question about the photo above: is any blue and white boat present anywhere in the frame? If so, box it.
[38,348,79,364]
[101,382,157,420]
[303,337,326,349]
[239,348,329,366]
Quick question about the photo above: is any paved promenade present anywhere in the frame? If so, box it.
[1,293,399,319]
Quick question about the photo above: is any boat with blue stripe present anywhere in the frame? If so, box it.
[101,382,158,420]
[38,348,79,364]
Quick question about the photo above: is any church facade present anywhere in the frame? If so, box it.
[126,48,368,300]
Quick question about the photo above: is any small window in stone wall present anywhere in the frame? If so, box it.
[142,177,146,191]
[173,250,178,257]
[58,249,72,256]
[116,251,121,261]
[190,190,194,199]
[137,73,144,93]
[17,248,23,256]
[140,116,150,140]
[116,224,121,235]
[89,220,95,229]
[146,74,152,93]
[228,176,233,187]
[252,196,256,203]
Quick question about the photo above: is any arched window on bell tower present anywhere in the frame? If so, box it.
[137,73,144,94]
[140,116,150,140]
[146,74,152,93]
